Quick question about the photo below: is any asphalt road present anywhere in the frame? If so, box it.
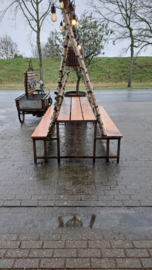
[0,89,152,103]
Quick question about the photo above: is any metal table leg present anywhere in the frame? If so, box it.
[33,139,37,164]
[117,138,121,163]
[44,140,47,163]
[57,122,60,163]
[93,122,97,163]
[106,139,110,163]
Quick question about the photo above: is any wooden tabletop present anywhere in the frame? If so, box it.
[57,97,96,122]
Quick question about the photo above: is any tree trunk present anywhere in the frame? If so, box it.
[128,36,134,87]
[36,0,43,80]
[76,75,81,95]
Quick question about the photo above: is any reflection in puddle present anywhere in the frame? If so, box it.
[58,215,96,228]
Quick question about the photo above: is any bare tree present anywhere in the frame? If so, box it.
[0,0,52,80]
[90,0,142,87]
[133,0,152,51]
[0,34,19,59]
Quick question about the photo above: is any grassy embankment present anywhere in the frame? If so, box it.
[0,57,152,90]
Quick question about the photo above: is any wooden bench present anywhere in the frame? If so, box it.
[94,106,123,163]
[31,106,55,163]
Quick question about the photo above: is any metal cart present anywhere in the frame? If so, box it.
[15,67,52,123]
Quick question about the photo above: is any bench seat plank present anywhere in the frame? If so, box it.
[99,106,123,138]
[80,97,96,121]
[71,97,83,121]
[31,106,53,139]
[58,97,71,121]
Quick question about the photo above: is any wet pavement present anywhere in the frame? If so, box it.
[1,88,152,103]
[0,90,152,269]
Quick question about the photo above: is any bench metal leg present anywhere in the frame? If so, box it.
[117,138,121,163]
[57,122,60,163]
[44,140,47,164]
[93,122,97,163]
[33,139,37,164]
[106,139,110,163]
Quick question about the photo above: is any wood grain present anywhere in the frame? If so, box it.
[80,97,96,121]
[31,107,53,138]
[71,97,83,121]
[99,106,123,138]
[25,72,36,96]
[58,97,71,121]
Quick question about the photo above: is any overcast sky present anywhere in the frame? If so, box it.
[0,0,152,58]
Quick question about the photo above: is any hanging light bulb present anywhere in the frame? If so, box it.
[72,14,76,26]
[60,21,63,31]
[63,19,65,27]
[51,4,57,22]
[59,0,64,9]
[76,21,79,27]
[77,43,81,51]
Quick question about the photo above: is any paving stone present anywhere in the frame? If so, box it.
[3,200,21,207]
[16,194,32,200]
[142,258,152,267]
[120,189,135,195]
[66,258,90,268]
[5,249,29,258]
[89,241,110,249]
[9,227,30,234]
[126,248,149,257]
[21,200,38,206]
[123,200,140,206]
[133,240,152,248]
[29,249,53,258]
[61,233,82,241]
[14,258,39,268]
[43,241,65,249]
[110,240,133,249]
[0,250,6,258]
[78,249,101,257]
[114,195,130,200]
[102,249,125,257]
[38,200,54,206]
[140,200,152,206]
[19,234,40,241]
[91,258,116,268]
[125,233,147,240]
[54,249,77,257]
[104,233,125,240]
[0,241,20,249]
[40,258,64,268]
[40,234,60,241]
[116,258,142,268]
[82,232,103,241]
[20,241,43,249]
[66,241,87,249]
[0,259,14,268]
[0,234,18,241]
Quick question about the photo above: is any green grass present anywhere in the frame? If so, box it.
[0,57,152,90]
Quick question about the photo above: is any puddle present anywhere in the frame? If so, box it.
[1,210,152,232]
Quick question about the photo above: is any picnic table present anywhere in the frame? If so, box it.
[56,96,97,162]
[31,96,122,163]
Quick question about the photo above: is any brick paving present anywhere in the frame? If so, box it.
[1,98,152,269]
[0,230,152,268]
